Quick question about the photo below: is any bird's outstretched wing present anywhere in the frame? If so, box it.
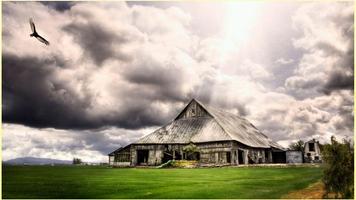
[36,35,50,45]
[29,18,36,33]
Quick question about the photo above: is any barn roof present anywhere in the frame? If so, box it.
[108,144,130,156]
[135,99,284,149]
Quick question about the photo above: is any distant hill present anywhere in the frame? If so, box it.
[3,157,72,165]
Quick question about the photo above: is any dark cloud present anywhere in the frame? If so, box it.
[123,60,189,103]
[41,2,74,12]
[323,71,354,94]
[333,92,354,132]
[63,21,132,66]
[322,12,354,95]
[2,53,94,129]
[2,53,177,130]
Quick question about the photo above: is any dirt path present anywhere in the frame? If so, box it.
[282,180,325,199]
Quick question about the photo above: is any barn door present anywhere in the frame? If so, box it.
[137,150,149,165]
[238,149,244,164]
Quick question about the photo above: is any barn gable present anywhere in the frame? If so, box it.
[175,99,212,120]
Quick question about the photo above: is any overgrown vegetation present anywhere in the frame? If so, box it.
[157,160,198,168]
[289,140,305,151]
[183,143,199,160]
[321,136,354,199]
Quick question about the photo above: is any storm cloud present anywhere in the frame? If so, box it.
[2,2,196,130]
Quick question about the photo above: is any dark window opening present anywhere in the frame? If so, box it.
[307,153,311,157]
[265,150,269,162]
[174,151,182,160]
[238,150,244,164]
[137,150,149,165]
[272,152,286,163]
[191,108,196,116]
[226,152,231,163]
[309,143,315,151]
[315,156,319,160]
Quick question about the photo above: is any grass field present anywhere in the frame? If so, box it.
[3,165,323,199]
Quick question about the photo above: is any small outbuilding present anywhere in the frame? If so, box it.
[304,139,322,163]
[286,150,303,163]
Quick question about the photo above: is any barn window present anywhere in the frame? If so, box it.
[191,108,196,116]
[315,156,319,160]
[309,143,315,151]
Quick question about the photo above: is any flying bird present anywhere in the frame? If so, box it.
[29,18,50,45]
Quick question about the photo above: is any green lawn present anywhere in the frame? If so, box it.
[2,165,323,199]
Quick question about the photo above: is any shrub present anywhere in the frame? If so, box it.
[321,136,353,198]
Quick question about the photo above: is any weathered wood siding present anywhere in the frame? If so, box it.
[286,151,303,163]
[110,146,131,166]
[128,141,273,166]
[176,100,211,119]
[131,144,164,166]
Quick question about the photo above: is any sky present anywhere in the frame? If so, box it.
[2,1,354,162]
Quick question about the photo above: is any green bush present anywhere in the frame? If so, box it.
[322,136,354,198]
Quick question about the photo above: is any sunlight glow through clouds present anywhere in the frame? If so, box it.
[220,2,262,56]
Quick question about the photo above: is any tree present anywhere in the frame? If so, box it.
[72,158,82,165]
[289,140,305,162]
[289,140,305,151]
[322,136,353,198]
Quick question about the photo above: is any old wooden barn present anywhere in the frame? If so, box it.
[109,99,285,166]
